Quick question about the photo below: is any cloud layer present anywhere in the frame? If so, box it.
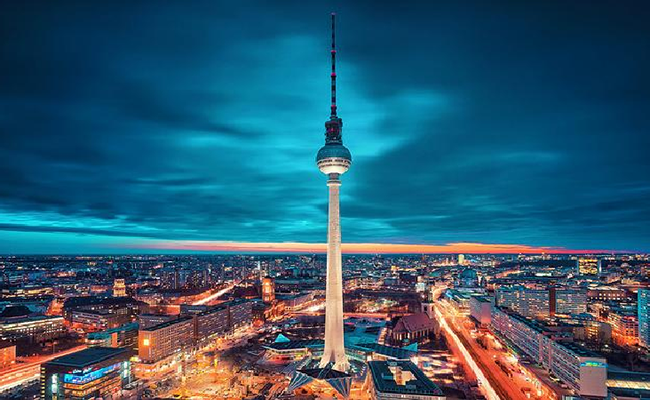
[0,1,649,253]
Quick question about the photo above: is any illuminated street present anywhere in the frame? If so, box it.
[0,345,87,394]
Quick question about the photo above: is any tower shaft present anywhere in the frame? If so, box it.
[319,175,349,371]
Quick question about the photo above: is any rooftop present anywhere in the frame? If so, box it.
[141,315,194,332]
[46,347,127,368]
[368,360,443,396]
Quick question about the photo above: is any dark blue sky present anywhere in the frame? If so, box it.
[1,1,649,253]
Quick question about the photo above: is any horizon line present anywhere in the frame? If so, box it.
[117,240,631,254]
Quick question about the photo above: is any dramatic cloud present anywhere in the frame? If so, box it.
[0,1,649,253]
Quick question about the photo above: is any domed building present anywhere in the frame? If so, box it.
[459,268,479,288]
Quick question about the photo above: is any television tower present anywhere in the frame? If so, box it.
[317,13,351,372]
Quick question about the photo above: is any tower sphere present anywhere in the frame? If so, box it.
[316,144,351,175]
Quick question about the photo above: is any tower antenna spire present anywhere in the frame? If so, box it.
[330,12,337,117]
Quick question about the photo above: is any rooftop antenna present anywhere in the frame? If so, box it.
[330,12,337,118]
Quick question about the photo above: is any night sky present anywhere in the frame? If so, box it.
[1,1,649,254]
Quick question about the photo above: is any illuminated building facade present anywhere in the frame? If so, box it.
[41,347,131,400]
[138,313,176,329]
[639,289,650,348]
[0,315,65,343]
[112,279,126,297]
[388,313,435,346]
[195,305,229,341]
[496,286,550,319]
[0,342,16,369]
[226,298,253,331]
[316,13,351,372]
[588,286,627,302]
[554,288,588,315]
[491,307,607,397]
[496,286,586,319]
[262,276,275,303]
[86,322,139,354]
[70,309,131,331]
[577,256,600,275]
[607,308,638,347]
[469,296,492,327]
[138,315,195,363]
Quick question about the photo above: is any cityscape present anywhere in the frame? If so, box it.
[1,1,650,400]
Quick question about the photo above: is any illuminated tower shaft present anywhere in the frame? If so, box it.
[317,13,351,372]
[320,175,348,370]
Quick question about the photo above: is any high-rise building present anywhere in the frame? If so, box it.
[262,276,275,303]
[638,289,650,348]
[458,254,465,266]
[316,13,351,373]
[113,278,126,297]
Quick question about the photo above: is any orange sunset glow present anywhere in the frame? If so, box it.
[127,240,616,254]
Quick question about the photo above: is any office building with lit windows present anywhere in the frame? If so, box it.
[554,288,588,315]
[495,286,550,319]
[41,347,131,400]
[138,315,195,363]
[608,308,638,347]
[638,289,650,348]
[577,256,600,275]
[0,315,65,343]
[195,305,229,342]
[491,307,607,398]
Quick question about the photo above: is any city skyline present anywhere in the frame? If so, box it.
[2,1,650,254]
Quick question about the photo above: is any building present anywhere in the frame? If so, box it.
[491,307,607,397]
[389,313,435,346]
[445,289,471,313]
[607,370,650,400]
[0,342,16,369]
[226,299,253,331]
[70,309,131,331]
[458,268,478,287]
[262,277,275,303]
[63,297,140,324]
[113,279,126,297]
[138,316,195,363]
[588,286,626,302]
[315,14,352,372]
[496,286,550,319]
[496,286,586,319]
[40,346,131,400]
[86,323,138,354]
[469,296,492,327]
[0,315,65,343]
[366,360,445,400]
[639,289,650,348]
[577,257,599,275]
[138,313,176,329]
[194,305,229,342]
[608,308,638,347]
[554,288,588,315]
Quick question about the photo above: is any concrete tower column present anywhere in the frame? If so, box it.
[320,173,349,371]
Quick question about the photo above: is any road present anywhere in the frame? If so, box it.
[432,285,552,400]
[192,282,238,305]
[0,345,87,393]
